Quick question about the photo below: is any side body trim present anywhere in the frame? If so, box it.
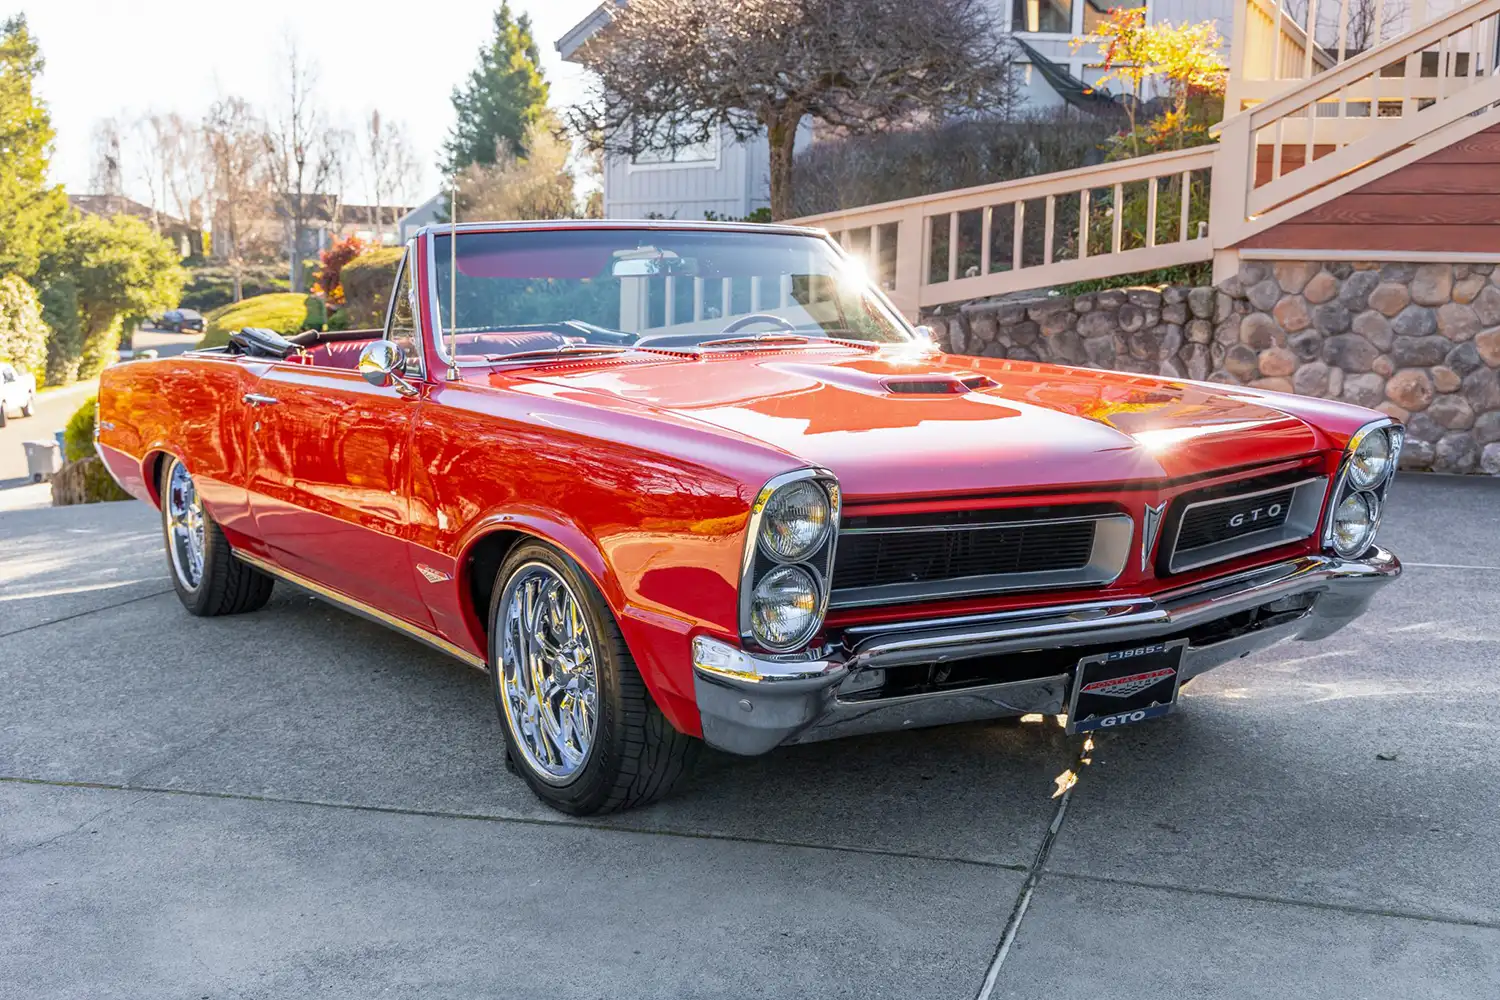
[234,551,487,671]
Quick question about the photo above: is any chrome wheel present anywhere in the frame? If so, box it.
[165,460,206,591]
[499,563,601,784]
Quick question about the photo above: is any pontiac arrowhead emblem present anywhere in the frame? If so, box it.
[1141,502,1167,571]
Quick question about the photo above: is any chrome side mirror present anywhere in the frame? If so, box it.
[911,324,939,349]
[358,340,418,397]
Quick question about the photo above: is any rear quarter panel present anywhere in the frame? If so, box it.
[97,354,265,548]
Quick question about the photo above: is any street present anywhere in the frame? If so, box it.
[1,474,1497,998]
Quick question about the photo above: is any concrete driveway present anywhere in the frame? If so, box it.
[2,475,1498,998]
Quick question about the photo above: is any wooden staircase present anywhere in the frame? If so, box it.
[789,0,1500,318]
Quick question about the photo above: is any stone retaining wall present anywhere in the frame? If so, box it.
[925,260,1500,475]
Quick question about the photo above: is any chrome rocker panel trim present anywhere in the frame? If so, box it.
[692,547,1399,755]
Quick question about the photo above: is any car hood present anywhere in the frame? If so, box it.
[517,347,1331,498]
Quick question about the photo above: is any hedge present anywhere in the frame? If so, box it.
[178,261,290,312]
[0,274,48,381]
[340,247,404,328]
[198,293,326,348]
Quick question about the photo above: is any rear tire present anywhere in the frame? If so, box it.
[488,541,699,815]
[160,456,274,616]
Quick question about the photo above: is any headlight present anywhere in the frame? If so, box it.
[749,564,820,649]
[757,479,831,562]
[1330,491,1377,558]
[1347,428,1393,490]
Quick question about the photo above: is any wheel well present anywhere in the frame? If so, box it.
[465,529,527,636]
[143,451,171,507]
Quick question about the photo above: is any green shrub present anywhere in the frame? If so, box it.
[63,394,97,461]
[178,261,290,312]
[0,274,48,381]
[340,247,403,328]
[198,293,326,348]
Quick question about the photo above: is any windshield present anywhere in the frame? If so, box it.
[430,227,912,363]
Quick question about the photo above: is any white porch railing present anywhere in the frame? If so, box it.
[1213,0,1500,257]
[789,0,1500,316]
[792,146,1217,318]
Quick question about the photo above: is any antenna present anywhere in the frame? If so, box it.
[447,178,460,379]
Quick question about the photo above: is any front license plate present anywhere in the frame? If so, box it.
[1065,639,1187,735]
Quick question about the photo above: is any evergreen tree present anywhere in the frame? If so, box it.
[0,15,68,280]
[442,3,550,173]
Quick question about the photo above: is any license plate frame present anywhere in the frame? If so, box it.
[1065,639,1188,735]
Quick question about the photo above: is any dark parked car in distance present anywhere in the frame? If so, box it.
[158,309,205,333]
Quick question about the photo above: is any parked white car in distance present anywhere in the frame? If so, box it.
[0,362,37,425]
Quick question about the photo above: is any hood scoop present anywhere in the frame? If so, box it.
[882,374,997,395]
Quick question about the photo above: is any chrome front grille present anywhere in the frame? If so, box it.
[829,508,1134,609]
[1161,474,1328,574]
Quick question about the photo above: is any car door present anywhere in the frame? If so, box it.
[243,255,430,627]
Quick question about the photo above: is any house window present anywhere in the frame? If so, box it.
[631,122,719,167]
[1012,0,1145,35]
[1012,0,1072,34]
[1082,0,1144,34]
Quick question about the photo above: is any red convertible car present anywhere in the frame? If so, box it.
[97,221,1402,814]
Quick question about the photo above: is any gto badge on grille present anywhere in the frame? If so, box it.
[1228,502,1284,529]
[1141,501,1167,571]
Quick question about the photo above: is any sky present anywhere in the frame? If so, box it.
[21,0,603,207]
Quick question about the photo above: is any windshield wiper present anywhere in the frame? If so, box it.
[484,344,631,362]
[697,333,814,349]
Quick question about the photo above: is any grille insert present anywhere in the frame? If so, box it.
[1175,487,1295,552]
[829,509,1133,608]
[834,520,1096,591]
[1161,474,1327,575]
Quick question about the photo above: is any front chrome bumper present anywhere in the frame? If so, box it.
[691,547,1400,755]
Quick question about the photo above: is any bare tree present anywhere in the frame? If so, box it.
[89,117,124,197]
[263,35,335,290]
[162,113,211,257]
[567,0,1018,220]
[130,113,172,233]
[322,125,355,239]
[362,110,420,244]
[204,96,269,302]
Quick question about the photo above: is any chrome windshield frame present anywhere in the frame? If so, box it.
[420,222,919,373]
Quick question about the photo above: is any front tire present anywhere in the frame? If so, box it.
[160,456,274,616]
[489,541,699,815]
[21,393,34,417]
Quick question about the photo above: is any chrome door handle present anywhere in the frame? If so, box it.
[243,393,280,407]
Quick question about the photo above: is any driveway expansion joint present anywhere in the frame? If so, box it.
[0,587,173,640]
[1040,868,1500,933]
[0,774,1031,873]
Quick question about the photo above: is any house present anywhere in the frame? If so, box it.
[211,196,415,266]
[397,193,447,244]
[69,194,198,256]
[555,0,1235,221]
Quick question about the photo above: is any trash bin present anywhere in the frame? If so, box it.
[23,440,62,482]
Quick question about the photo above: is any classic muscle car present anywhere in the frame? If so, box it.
[96,221,1403,814]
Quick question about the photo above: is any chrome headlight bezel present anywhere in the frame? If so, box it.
[1323,418,1401,560]
[1330,490,1378,559]
[739,469,841,653]
[757,478,832,563]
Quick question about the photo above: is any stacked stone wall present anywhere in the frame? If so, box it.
[926,260,1500,474]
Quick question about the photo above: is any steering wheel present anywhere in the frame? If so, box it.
[720,313,799,335]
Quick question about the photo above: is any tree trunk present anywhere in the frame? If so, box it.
[765,109,801,222]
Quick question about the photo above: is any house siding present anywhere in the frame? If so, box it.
[1240,125,1500,254]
